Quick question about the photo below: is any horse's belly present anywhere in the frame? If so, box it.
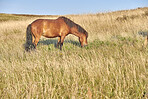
[42,25,61,38]
[42,31,59,38]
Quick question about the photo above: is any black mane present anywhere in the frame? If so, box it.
[59,16,88,37]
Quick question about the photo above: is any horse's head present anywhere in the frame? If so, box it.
[60,16,88,47]
[79,31,88,47]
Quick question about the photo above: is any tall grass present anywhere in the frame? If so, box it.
[0,8,148,98]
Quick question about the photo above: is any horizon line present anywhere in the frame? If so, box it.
[0,7,147,16]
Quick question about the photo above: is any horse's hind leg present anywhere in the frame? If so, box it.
[34,37,41,47]
[32,34,36,48]
[144,35,148,47]
[32,33,41,48]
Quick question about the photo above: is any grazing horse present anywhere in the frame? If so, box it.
[25,16,88,51]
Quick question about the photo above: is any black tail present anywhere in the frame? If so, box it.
[25,24,35,51]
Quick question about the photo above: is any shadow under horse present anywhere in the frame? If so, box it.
[25,16,88,51]
[38,39,81,48]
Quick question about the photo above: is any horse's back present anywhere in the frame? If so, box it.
[30,18,68,38]
[31,19,46,28]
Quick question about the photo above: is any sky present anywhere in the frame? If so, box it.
[0,0,147,15]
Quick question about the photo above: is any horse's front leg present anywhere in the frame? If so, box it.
[60,36,65,50]
[57,37,61,48]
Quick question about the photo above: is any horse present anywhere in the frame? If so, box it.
[25,16,88,51]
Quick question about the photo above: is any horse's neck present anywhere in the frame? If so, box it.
[71,31,81,38]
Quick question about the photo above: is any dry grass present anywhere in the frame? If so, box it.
[0,7,148,98]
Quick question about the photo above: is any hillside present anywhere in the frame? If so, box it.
[0,7,148,98]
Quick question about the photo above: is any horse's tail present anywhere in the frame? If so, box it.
[25,24,35,51]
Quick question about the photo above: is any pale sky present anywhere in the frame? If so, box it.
[0,0,147,15]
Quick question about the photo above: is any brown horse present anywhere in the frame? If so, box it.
[25,16,88,51]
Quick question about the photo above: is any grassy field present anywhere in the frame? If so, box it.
[0,7,148,98]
